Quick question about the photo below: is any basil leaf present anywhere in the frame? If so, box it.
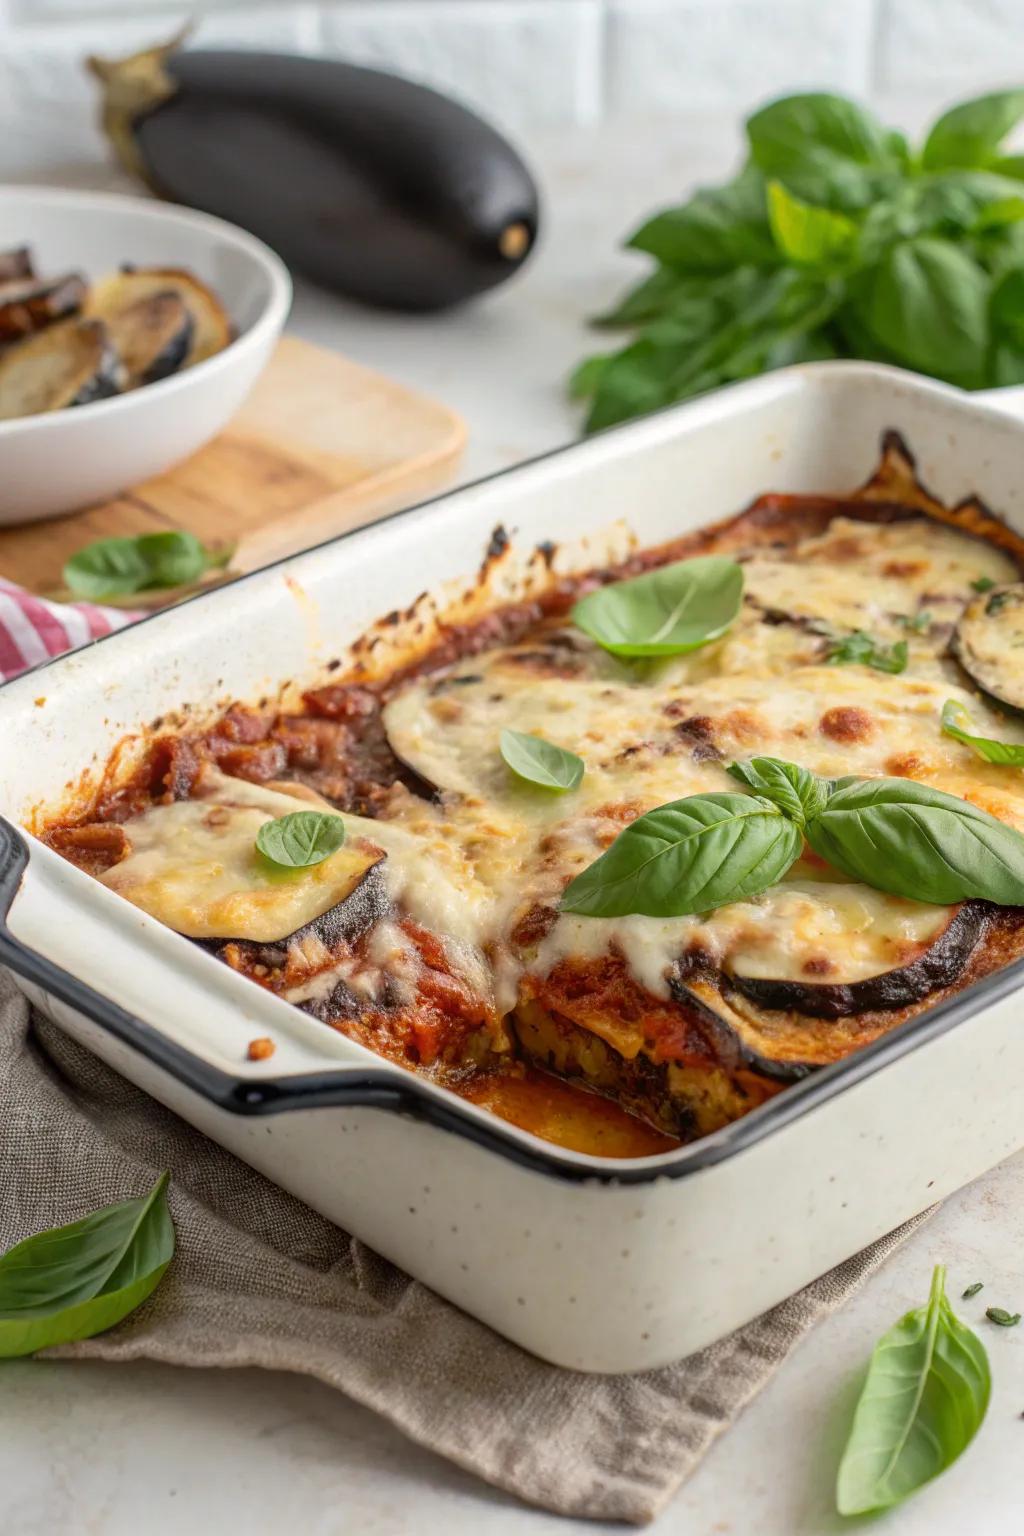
[805,775,1024,904]
[0,1173,174,1358]
[825,630,908,673]
[766,181,857,266]
[570,557,743,658]
[628,165,775,272]
[836,1264,990,1515]
[256,810,346,869]
[746,93,901,210]
[559,792,802,919]
[922,90,1024,172]
[64,530,212,600]
[857,237,991,388]
[500,728,584,793]
[971,574,997,593]
[727,756,831,826]
[942,699,1024,765]
[962,1282,985,1299]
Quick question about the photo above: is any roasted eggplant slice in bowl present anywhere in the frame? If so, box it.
[85,267,231,374]
[0,318,124,421]
[0,185,289,524]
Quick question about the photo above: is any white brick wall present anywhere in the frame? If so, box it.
[2,0,1023,169]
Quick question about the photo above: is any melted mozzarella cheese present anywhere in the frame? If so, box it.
[100,506,1024,1035]
[100,796,384,943]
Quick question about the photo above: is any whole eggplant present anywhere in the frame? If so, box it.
[88,34,540,312]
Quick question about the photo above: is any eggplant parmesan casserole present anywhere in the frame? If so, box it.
[41,434,1024,1157]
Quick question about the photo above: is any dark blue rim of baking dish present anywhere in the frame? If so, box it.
[3,374,1024,1186]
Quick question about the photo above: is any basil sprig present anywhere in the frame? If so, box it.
[726,756,829,825]
[256,810,346,869]
[500,728,584,792]
[941,698,1024,765]
[560,792,802,918]
[0,1173,174,1357]
[806,775,1024,904]
[572,89,1024,432]
[836,1265,990,1516]
[63,531,230,601]
[562,755,1024,917]
[825,630,909,673]
[570,556,743,658]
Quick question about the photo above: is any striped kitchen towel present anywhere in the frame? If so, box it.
[0,578,141,684]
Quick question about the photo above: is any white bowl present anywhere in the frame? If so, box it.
[0,185,292,525]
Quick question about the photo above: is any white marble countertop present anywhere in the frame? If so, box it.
[4,115,1024,1535]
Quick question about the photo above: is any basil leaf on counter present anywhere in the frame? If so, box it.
[941,699,1024,765]
[256,810,346,869]
[63,530,224,600]
[726,756,831,826]
[570,556,743,658]
[835,1264,990,1516]
[825,630,908,673]
[805,775,1024,904]
[559,792,802,919]
[963,1282,985,1299]
[0,1173,174,1358]
[500,728,584,793]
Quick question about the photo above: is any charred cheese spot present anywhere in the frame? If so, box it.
[819,706,875,742]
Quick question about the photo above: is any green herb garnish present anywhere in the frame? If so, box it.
[570,556,743,658]
[986,1306,1021,1327]
[255,810,346,869]
[500,729,584,792]
[900,609,933,632]
[825,630,908,673]
[942,699,1024,764]
[0,1173,174,1357]
[963,1282,985,1299]
[835,1264,990,1515]
[572,89,1024,432]
[561,756,1024,917]
[971,575,997,593]
[63,531,231,601]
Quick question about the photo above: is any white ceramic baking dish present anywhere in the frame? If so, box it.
[4,360,1024,1374]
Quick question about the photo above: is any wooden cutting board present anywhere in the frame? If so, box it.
[0,336,466,598]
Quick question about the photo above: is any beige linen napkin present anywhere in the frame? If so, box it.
[0,971,928,1524]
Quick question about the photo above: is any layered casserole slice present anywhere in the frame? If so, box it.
[42,435,1024,1153]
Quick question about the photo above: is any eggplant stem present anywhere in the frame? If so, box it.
[85,25,191,188]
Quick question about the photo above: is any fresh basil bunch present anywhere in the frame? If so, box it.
[572,89,1024,432]
[560,755,1024,917]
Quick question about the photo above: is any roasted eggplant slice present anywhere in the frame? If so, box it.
[0,246,35,283]
[86,267,230,367]
[725,901,985,1019]
[954,583,1024,710]
[98,796,387,943]
[0,318,123,420]
[90,288,193,387]
[0,272,87,343]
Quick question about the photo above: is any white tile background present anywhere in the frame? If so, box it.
[3,0,1024,175]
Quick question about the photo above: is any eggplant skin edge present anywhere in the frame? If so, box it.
[90,43,541,313]
[726,902,987,1021]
